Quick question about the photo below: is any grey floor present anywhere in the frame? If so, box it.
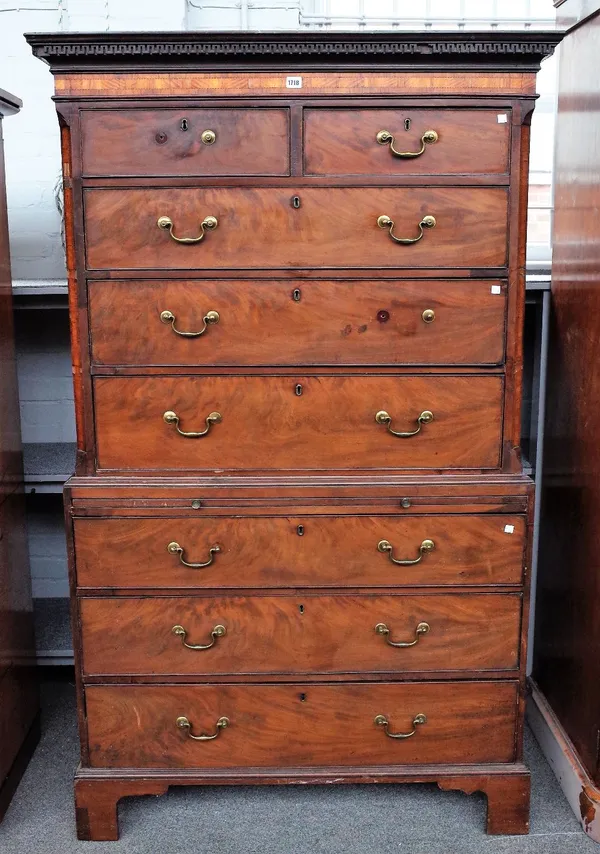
[0,679,597,854]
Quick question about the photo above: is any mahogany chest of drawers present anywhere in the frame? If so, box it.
[27,30,561,841]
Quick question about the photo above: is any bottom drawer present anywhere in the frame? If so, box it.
[86,681,518,769]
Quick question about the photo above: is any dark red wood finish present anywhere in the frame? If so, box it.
[535,1,600,788]
[80,107,290,177]
[303,107,511,176]
[88,278,508,368]
[0,89,39,822]
[93,374,504,473]
[73,512,527,589]
[25,30,560,840]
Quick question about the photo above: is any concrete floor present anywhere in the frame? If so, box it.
[0,678,597,854]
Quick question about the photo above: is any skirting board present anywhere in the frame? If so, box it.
[527,678,600,842]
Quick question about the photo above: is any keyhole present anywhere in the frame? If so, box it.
[297,524,304,536]
[299,604,305,614]
[295,384,303,396]
[180,118,189,131]
[404,118,411,131]
[299,693,307,702]
[291,195,301,209]
[292,288,301,302]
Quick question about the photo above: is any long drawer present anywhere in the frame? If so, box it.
[93,375,504,472]
[88,278,507,368]
[83,187,509,270]
[73,513,526,589]
[85,681,519,768]
[304,108,511,176]
[79,593,521,676]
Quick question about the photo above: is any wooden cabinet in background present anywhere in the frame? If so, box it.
[0,88,39,822]
[529,0,600,844]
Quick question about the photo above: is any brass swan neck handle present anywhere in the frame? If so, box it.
[375,409,433,438]
[376,128,438,159]
[176,715,229,741]
[157,214,218,244]
[172,624,226,651]
[163,410,222,438]
[374,713,427,739]
[375,621,430,648]
[377,214,436,245]
[377,538,435,566]
[167,541,221,569]
[160,309,220,338]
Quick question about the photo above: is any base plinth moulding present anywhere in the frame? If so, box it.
[74,763,530,842]
[527,678,600,843]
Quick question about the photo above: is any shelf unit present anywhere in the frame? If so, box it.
[14,273,551,666]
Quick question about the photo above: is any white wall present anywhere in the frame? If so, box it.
[186,0,301,29]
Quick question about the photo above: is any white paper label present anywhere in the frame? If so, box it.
[497,114,508,124]
[491,285,502,295]
[504,524,515,534]
[286,76,303,89]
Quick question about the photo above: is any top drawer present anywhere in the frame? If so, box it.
[80,108,290,177]
[304,108,511,176]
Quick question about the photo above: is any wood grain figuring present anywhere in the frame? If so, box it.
[54,72,536,99]
[24,27,551,837]
[73,513,526,590]
[80,108,290,177]
[85,681,519,768]
[80,593,521,676]
[534,9,600,787]
[83,187,509,271]
[304,108,511,176]
[88,278,507,368]
[93,375,504,472]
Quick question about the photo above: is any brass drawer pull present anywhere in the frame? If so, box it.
[160,309,220,338]
[375,409,433,438]
[374,713,427,739]
[377,214,436,245]
[157,214,218,244]
[377,538,435,566]
[375,621,430,648]
[172,623,226,650]
[201,129,216,145]
[376,128,438,159]
[176,715,229,741]
[163,410,222,438]
[167,541,221,568]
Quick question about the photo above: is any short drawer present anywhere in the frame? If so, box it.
[93,375,504,472]
[80,593,522,676]
[304,108,510,176]
[85,681,519,768]
[80,108,290,177]
[88,279,507,367]
[73,513,526,590]
[84,187,508,270]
